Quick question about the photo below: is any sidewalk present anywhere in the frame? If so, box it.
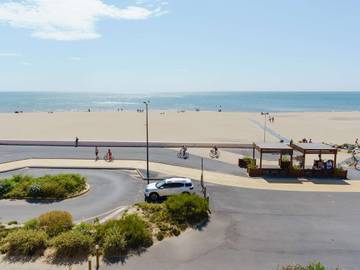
[1,158,360,192]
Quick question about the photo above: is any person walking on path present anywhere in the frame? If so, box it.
[75,137,79,147]
[95,146,99,161]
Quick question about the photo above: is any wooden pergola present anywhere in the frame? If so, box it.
[255,143,294,169]
[290,143,338,169]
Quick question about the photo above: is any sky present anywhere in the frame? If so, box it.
[0,0,360,93]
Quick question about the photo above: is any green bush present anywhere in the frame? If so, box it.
[156,231,164,241]
[103,227,127,258]
[0,174,86,200]
[7,220,18,225]
[0,229,47,256]
[165,194,209,225]
[119,214,153,249]
[50,230,93,258]
[24,218,39,230]
[97,214,153,253]
[38,211,73,237]
[171,227,180,236]
[73,222,97,238]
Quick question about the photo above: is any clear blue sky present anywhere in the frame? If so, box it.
[0,0,359,92]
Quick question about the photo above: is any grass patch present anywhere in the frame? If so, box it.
[0,174,87,200]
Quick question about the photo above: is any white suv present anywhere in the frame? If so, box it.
[144,177,194,201]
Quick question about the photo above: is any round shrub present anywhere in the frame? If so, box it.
[38,211,73,237]
[171,227,180,237]
[156,231,164,241]
[103,227,127,258]
[165,194,209,224]
[24,218,39,230]
[119,214,153,249]
[1,229,47,256]
[50,230,93,258]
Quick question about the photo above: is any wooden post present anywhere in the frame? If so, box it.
[95,245,99,269]
[334,151,337,169]
[260,151,263,169]
[303,154,306,170]
[290,153,293,168]
[252,143,255,159]
[88,258,92,270]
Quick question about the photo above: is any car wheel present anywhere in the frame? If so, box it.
[150,192,159,202]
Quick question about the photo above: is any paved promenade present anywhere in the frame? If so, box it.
[1,158,360,192]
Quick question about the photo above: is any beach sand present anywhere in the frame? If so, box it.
[0,111,358,144]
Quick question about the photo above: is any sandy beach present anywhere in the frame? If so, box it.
[0,111,358,144]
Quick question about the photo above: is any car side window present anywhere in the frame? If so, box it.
[162,183,171,188]
[167,183,184,188]
[185,183,192,187]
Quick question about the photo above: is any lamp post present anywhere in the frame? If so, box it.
[144,101,150,184]
[261,112,269,142]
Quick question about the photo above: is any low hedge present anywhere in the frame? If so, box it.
[0,229,48,256]
[38,211,73,237]
[50,230,94,258]
[165,194,209,225]
[0,174,86,200]
[280,262,326,270]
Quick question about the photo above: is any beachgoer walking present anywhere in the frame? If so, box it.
[309,139,312,143]
[356,138,359,146]
[75,137,79,147]
[95,146,99,161]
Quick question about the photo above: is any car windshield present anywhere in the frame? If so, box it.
[155,180,166,188]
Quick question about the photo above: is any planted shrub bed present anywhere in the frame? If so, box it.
[0,194,210,263]
[0,174,87,200]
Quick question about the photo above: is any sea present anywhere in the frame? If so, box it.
[0,91,359,113]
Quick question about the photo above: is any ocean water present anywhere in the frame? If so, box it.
[0,91,359,113]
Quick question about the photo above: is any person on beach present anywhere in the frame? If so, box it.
[95,146,99,161]
[356,138,359,146]
[75,137,79,147]
[309,139,312,143]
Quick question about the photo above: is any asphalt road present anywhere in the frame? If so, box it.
[113,184,360,270]
[0,145,247,176]
[0,168,146,223]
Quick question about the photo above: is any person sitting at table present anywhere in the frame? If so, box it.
[326,160,334,170]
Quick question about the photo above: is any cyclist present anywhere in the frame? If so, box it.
[105,149,113,162]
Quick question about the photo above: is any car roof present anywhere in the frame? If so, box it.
[165,177,192,183]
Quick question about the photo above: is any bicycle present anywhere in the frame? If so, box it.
[103,154,114,162]
[177,149,189,159]
[209,148,220,159]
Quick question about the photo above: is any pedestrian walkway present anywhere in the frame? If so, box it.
[1,158,360,192]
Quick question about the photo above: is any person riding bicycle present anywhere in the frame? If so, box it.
[181,145,188,156]
[209,145,220,159]
[213,145,218,155]
[106,149,113,162]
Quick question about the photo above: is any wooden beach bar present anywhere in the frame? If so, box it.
[247,142,347,178]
